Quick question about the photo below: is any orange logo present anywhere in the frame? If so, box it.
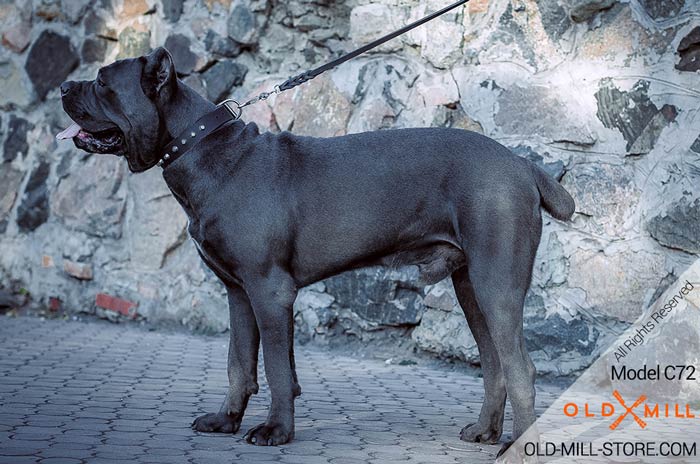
[563,390,696,430]
[609,390,646,430]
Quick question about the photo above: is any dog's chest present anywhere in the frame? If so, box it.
[168,186,239,283]
[186,215,242,285]
[169,190,203,243]
[186,216,204,246]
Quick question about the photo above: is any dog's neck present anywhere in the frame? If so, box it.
[158,82,255,204]
[160,82,217,144]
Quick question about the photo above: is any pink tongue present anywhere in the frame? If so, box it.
[56,123,82,140]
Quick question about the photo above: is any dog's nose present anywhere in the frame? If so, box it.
[60,81,75,97]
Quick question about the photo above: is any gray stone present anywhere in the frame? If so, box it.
[161,0,184,22]
[83,10,116,39]
[51,156,126,239]
[648,197,700,254]
[164,34,198,76]
[117,27,151,59]
[294,11,328,32]
[3,115,33,162]
[494,3,536,66]
[126,169,188,270]
[536,0,571,41]
[0,61,34,109]
[509,145,566,181]
[421,20,464,69]
[293,75,351,137]
[202,60,248,103]
[676,26,700,73]
[561,163,639,237]
[495,84,596,146]
[61,0,93,24]
[0,167,25,233]
[566,0,617,22]
[182,75,206,99]
[413,281,600,375]
[412,284,478,363]
[204,30,241,58]
[433,104,484,133]
[595,79,676,154]
[82,37,109,63]
[691,135,700,154]
[294,286,335,339]
[325,270,424,327]
[1,3,31,54]
[639,0,685,20]
[0,290,21,311]
[227,3,258,45]
[2,20,32,53]
[25,31,80,101]
[349,4,399,53]
[16,161,50,232]
[56,151,74,179]
[524,313,599,358]
[567,249,666,322]
[161,283,229,334]
[63,259,94,280]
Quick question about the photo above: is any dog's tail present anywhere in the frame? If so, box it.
[531,164,575,221]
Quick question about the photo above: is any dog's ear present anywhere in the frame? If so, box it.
[140,47,176,100]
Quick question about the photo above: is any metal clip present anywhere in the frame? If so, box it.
[219,99,242,120]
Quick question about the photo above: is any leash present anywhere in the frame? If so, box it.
[231,0,470,114]
[159,0,469,168]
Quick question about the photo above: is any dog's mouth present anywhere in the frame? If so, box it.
[56,122,126,154]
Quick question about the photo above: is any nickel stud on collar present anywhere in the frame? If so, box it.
[157,99,243,169]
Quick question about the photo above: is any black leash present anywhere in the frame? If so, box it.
[159,0,469,169]
[235,0,470,111]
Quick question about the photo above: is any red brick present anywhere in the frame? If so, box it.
[49,297,61,312]
[95,293,138,318]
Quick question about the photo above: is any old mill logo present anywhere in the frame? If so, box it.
[563,390,696,430]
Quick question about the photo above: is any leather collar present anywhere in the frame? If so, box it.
[158,101,241,169]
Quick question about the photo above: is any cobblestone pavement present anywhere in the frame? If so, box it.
[0,316,563,464]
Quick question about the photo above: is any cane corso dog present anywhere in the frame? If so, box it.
[58,47,575,452]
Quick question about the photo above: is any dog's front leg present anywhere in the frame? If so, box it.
[193,285,260,433]
[243,270,300,446]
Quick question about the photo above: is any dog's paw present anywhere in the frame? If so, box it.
[191,412,242,433]
[244,422,293,446]
[459,422,502,444]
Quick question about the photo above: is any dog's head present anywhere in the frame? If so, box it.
[58,47,178,173]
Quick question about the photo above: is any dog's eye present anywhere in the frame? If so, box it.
[97,77,106,88]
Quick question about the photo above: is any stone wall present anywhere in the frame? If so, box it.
[1,0,699,375]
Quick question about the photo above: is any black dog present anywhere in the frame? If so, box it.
[58,47,575,451]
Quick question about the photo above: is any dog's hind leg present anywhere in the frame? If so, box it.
[452,266,506,444]
[243,269,300,446]
[192,285,260,433]
[463,205,541,457]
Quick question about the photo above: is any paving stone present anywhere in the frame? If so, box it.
[38,447,94,460]
[0,316,562,464]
